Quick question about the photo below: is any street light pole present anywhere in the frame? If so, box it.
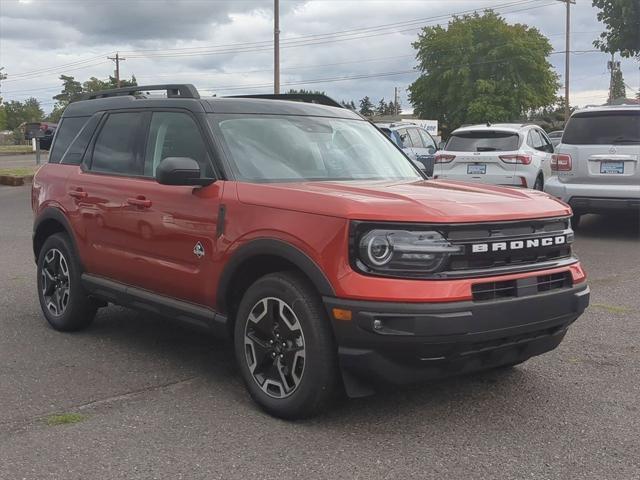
[274,0,280,94]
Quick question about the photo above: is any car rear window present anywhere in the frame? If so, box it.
[562,110,640,145]
[446,131,520,152]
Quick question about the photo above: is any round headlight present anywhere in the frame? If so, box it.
[364,233,393,266]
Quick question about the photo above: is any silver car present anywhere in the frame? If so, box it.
[544,105,640,226]
[376,123,437,177]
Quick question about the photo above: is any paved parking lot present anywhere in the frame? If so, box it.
[1,184,638,480]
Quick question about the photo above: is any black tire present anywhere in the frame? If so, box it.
[36,233,97,332]
[234,272,339,419]
[533,174,544,191]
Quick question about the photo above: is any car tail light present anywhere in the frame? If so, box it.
[551,154,572,171]
[435,154,455,163]
[499,154,532,165]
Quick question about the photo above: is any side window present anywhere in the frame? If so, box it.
[144,112,213,177]
[397,128,410,148]
[407,128,423,148]
[538,130,553,152]
[49,117,89,163]
[418,129,436,150]
[60,115,101,165]
[90,112,144,175]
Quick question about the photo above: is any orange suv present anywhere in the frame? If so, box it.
[32,85,589,418]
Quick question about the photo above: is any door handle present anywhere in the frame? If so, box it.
[68,189,88,199]
[127,196,152,208]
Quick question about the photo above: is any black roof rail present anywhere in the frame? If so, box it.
[83,84,200,100]
[226,93,343,108]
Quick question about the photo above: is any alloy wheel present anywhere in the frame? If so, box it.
[41,248,71,317]
[244,297,306,399]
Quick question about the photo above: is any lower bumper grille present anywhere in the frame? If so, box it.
[472,271,572,302]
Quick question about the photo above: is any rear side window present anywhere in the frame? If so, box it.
[446,131,520,152]
[48,116,89,163]
[60,115,101,165]
[90,112,144,175]
[563,111,640,145]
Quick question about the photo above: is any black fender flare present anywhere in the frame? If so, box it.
[216,238,335,314]
[33,207,81,266]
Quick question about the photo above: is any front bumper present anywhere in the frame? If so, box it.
[324,283,589,391]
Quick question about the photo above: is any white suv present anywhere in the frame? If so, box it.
[544,105,640,226]
[435,123,554,190]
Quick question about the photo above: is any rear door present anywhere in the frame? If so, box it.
[559,109,640,185]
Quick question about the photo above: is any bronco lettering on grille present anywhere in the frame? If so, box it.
[471,235,566,253]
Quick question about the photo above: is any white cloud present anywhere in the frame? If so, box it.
[1,0,638,113]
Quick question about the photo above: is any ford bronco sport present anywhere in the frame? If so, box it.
[32,85,590,419]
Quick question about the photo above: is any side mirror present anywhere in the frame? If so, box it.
[155,157,214,186]
[426,145,436,155]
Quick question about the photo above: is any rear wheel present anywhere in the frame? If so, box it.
[234,272,339,419]
[36,233,97,331]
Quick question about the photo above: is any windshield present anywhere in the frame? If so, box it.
[563,111,640,145]
[446,131,520,152]
[209,114,421,182]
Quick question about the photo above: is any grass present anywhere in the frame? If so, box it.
[0,166,37,177]
[45,412,87,426]
[0,145,33,154]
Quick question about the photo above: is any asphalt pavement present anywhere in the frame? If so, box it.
[1,184,639,480]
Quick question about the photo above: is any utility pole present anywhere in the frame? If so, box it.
[274,0,280,94]
[394,87,399,116]
[107,52,126,88]
[558,0,575,123]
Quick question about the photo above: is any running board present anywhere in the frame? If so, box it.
[81,274,228,338]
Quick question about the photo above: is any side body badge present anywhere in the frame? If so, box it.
[193,241,205,259]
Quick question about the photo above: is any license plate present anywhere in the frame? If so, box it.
[467,164,486,174]
[600,161,624,174]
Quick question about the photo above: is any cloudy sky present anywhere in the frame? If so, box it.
[1,0,638,115]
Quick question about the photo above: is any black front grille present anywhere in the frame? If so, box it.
[445,217,574,275]
[472,272,572,301]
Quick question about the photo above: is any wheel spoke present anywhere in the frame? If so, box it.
[243,296,306,399]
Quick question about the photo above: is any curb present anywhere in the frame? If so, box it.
[0,175,34,186]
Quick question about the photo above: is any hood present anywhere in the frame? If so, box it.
[236,179,571,223]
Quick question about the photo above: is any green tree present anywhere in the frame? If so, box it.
[3,98,44,130]
[340,100,357,110]
[409,11,559,132]
[593,0,640,58]
[0,106,7,131]
[53,75,83,107]
[286,88,325,95]
[358,96,374,116]
[376,98,388,116]
[609,67,626,102]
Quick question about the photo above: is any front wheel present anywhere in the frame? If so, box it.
[234,272,340,419]
[36,233,97,331]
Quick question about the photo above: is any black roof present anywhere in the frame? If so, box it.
[63,85,361,120]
